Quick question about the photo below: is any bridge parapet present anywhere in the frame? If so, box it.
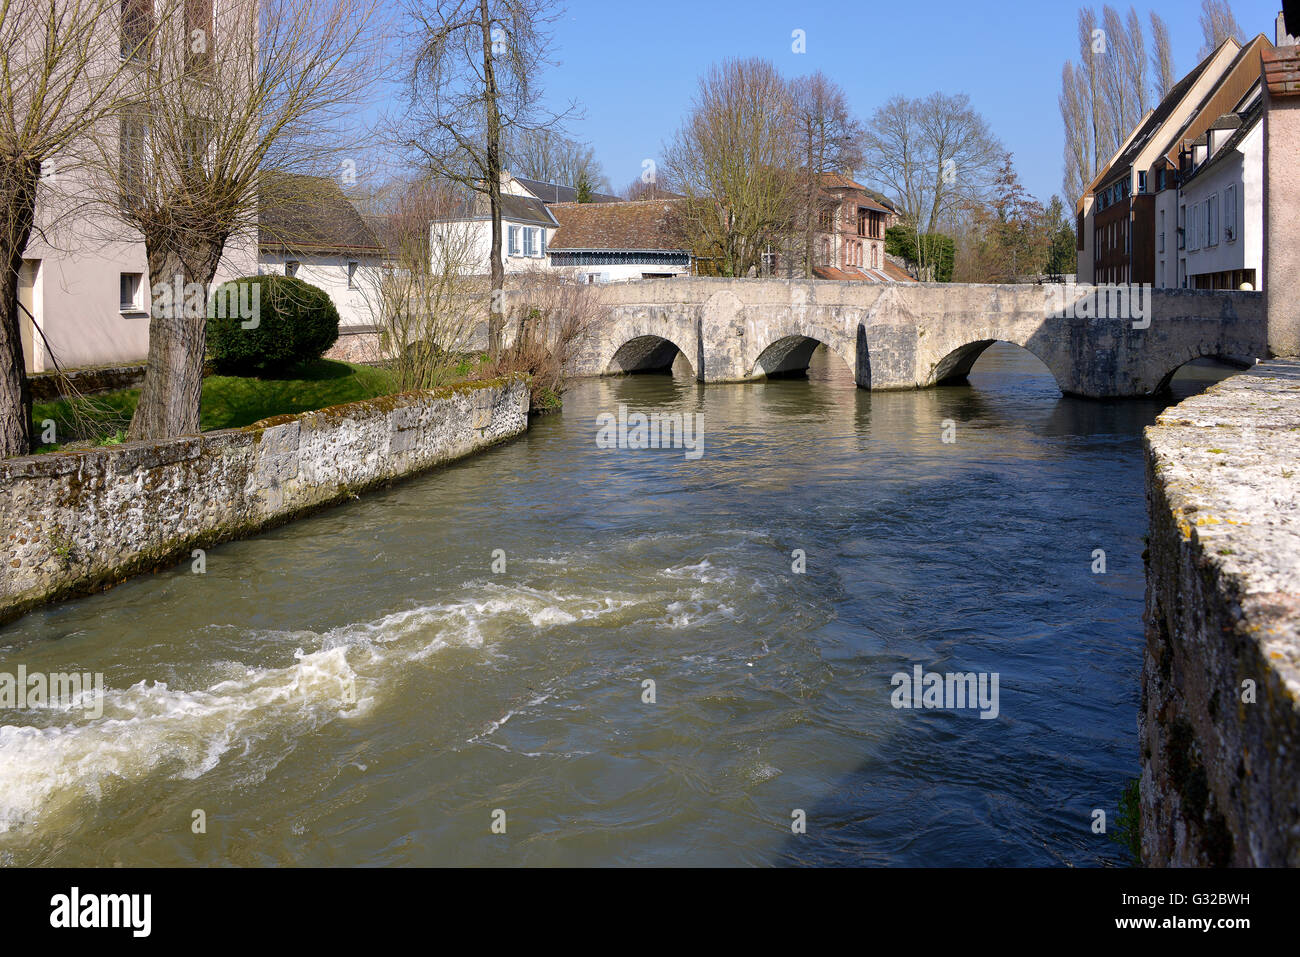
[508,278,1268,399]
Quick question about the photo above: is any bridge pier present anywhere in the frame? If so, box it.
[542,278,1268,399]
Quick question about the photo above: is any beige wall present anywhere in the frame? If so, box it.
[1264,92,1300,356]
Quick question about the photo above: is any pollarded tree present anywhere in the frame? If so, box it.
[99,0,380,441]
[0,0,155,457]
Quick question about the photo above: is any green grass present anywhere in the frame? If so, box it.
[32,360,400,452]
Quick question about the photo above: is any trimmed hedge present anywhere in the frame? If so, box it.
[208,275,340,374]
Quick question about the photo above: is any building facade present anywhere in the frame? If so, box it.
[258,174,387,339]
[19,1,259,374]
[1079,31,1277,289]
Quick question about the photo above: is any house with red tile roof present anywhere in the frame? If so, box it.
[775,172,914,282]
[546,200,694,282]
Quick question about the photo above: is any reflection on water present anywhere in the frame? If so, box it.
[0,343,1238,867]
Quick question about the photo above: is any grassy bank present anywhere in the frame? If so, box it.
[32,360,400,453]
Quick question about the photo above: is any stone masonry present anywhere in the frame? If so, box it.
[0,377,530,625]
[1141,359,1300,865]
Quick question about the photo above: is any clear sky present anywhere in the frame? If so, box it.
[521,0,1286,203]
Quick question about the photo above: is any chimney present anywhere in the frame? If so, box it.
[1279,9,1300,47]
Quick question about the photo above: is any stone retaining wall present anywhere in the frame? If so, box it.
[28,364,150,401]
[1141,358,1300,865]
[0,377,530,625]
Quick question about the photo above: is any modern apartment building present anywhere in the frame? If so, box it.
[1077,33,1273,287]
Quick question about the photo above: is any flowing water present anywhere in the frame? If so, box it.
[0,345,1234,867]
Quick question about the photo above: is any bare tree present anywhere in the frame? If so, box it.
[664,58,799,279]
[863,92,1002,238]
[1123,7,1150,119]
[506,128,606,189]
[0,0,152,457]
[1150,11,1176,101]
[482,270,607,412]
[1198,0,1243,59]
[789,72,863,278]
[1060,61,1093,211]
[402,0,569,357]
[95,0,380,441]
[1078,8,1108,174]
[359,177,483,389]
[621,174,679,201]
[1060,5,1170,212]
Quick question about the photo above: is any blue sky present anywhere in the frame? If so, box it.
[522,0,1285,203]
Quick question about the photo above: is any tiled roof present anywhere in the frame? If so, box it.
[818,172,897,212]
[1264,45,1300,97]
[1095,39,1230,188]
[515,176,622,205]
[812,262,915,283]
[548,200,689,252]
[259,174,384,253]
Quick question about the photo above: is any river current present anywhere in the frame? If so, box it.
[0,345,1232,866]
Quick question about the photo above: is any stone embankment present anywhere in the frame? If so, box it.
[0,377,530,625]
[1141,359,1300,865]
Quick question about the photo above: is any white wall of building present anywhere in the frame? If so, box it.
[432,218,556,276]
[22,225,257,373]
[1179,121,1263,288]
[258,250,385,330]
[549,262,691,284]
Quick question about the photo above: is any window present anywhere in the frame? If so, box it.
[347,261,359,289]
[121,0,153,61]
[185,0,214,71]
[1138,171,1147,193]
[523,227,536,257]
[1207,195,1219,247]
[820,239,830,266]
[1158,210,1165,254]
[1189,205,1199,251]
[120,272,144,313]
[1224,185,1237,242]
[508,226,520,256]
[285,260,300,278]
[119,107,147,208]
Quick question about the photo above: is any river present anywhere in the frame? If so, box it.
[0,344,1234,867]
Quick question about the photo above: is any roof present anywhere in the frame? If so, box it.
[498,193,559,227]
[514,176,622,205]
[1182,95,1263,187]
[1098,42,1226,186]
[259,174,384,253]
[819,171,897,212]
[813,260,915,283]
[1264,43,1300,97]
[547,200,689,252]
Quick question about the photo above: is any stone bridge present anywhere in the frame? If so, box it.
[540,279,1268,399]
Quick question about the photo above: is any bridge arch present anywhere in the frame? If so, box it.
[603,333,697,376]
[929,337,1073,395]
[1149,348,1255,394]
[746,322,859,384]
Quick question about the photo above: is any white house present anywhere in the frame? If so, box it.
[258,174,387,348]
[1176,84,1264,290]
[545,200,694,282]
[430,173,559,276]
